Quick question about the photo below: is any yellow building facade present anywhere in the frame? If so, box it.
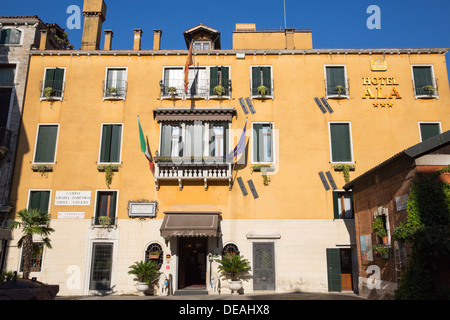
[5,1,450,296]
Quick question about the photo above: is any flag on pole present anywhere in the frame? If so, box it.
[138,116,154,173]
[226,119,247,161]
[184,41,193,94]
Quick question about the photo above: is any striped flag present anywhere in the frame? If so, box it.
[138,117,154,174]
[184,41,193,94]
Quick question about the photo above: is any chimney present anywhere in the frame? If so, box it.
[285,28,295,50]
[153,29,162,50]
[39,29,48,50]
[104,30,113,50]
[81,0,107,50]
[133,29,143,50]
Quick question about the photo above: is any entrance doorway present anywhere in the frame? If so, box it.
[178,237,207,289]
[326,248,354,292]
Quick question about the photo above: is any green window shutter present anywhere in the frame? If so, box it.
[210,66,218,94]
[413,66,433,94]
[35,125,58,163]
[109,125,122,163]
[262,67,272,95]
[326,248,342,292]
[44,68,55,89]
[29,191,50,214]
[53,68,64,96]
[109,191,117,221]
[420,123,440,141]
[253,123,263,162]
[0,29,10,44]
[333,191,340,219]
[221,67,230,95]
[100,125,112,162]
[330,123,352,162]
[251,67,260,95]
[100,125,121,163]
[326,67,345,94]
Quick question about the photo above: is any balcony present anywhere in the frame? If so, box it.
[160,79,231,100]
[413,78,439,99]
[325,79,350,98]
[154,157,233,191]
[0,127,11,160]
[40,80,64,101]
[103,80,127,100]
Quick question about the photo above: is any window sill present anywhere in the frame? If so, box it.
[326,94,349,100]
[251,95,273,100]
[333,164,355,171]
[103,96,126,101]
[414,95,438,100]
[40,97,63,102]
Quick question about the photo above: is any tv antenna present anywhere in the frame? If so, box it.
[283,0,287,29]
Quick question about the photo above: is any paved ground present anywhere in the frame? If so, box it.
[56,291,366,300]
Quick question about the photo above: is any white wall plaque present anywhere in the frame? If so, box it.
[55,191,91,206]
[57,212,85,219]
[129,202,156,217]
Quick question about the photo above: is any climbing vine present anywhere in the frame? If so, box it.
[393,165,450,299]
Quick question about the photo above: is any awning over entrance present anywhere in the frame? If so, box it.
[160,212,221,238]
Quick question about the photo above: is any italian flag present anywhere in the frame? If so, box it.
[138,117,154,173]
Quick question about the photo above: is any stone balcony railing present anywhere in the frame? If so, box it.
[154,157,233,190]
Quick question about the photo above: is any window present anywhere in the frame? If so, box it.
[0,89,13,128]
[209,66,230,97]
[0,28,22,45]
[325,65,348,97]
[104,68,127,99]
[193,40,211,51]
[222,243,240,256]
[28,190,50,214]
[412,65,438,98]
[162,66,208,98]
[252,123,274,163]
[99,124,122,164]
[41,68,65,99]
[20,242,43,272]
[0,64,16,86]
[419,122,441,142]
[329,122,353,163]
[94,191,117,226]
[159,122,229,159]
[145,243,163,268]
[89,243,113,290]
[251,66,272,97]
[33,125,58,163]
[333,191,354,219]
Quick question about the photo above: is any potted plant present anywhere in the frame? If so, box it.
[372,216,388,244]
[217,252,251,294]
[44,87,54,100]
[128,260,160,295]
[148,250,161,259]
[334,85,345,96]
[214,85,225,97]
[168,86,177,98]
[373,244,389,258]
[98,216,112,228]
[422,85,435,96]
[257,85,268,97]
[106,87,118,96]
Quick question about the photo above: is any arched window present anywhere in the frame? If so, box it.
[0,28,22,45]
[222,243,240,256]
[145,242,163,269]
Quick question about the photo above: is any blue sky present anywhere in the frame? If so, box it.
[3,0,450,79]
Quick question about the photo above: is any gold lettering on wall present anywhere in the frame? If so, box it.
[362,76,401,107]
